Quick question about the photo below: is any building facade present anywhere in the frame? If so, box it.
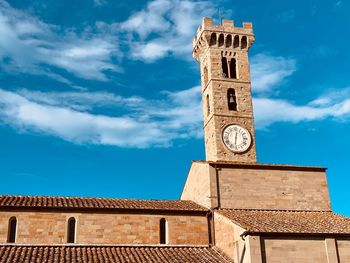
[1,17,350,263]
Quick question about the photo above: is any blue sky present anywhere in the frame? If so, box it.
[0,0,350,215]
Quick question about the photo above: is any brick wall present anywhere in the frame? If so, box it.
[0,211,209,245]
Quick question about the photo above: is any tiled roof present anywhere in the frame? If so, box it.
[0,245,232,263]
[0,195,207,212]
[217,209,350,234]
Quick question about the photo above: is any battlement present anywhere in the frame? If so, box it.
[192,17,255,60]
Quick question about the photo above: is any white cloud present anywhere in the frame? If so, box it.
[0,87,202,148]
[250,54,296,94]
[0,0,120,81]
[120,0,216,62]
[250,54,350,128]
[253,94,350,129]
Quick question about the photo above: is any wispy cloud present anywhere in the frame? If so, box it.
[250,54,296,94]
[0,87,202,148]
[1,53,350,146]
[250,54,350,128]
[253,95,350,129]
[0,0,120,81]
[120,0,216,62]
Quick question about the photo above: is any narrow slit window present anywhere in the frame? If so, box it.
[67,217,76,243]
[221,57,228,78]
[7,217,17,243]
[229,58,237,79]
[159,218,167,244]
[227,88,237,111]
[203,66,208,86]
[206,94,210,116]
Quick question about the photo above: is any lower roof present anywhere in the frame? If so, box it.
[0,195,207,213]
[0,245,232,263]
[217,209,350,235]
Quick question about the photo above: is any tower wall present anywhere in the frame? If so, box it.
[193,17,256,163]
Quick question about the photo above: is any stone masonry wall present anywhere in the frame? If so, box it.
[194,17,257,163]
[181,162,211,208]
[214,212,245,261]
[0,211,209,245]
[218,167,331,210]
[262,238,328,263]
[337,239,350,262]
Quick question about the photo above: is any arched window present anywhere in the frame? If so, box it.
[209,33,216,46]
[159,218,167,244]
[7,217,17,243]
[241,36,247,49]
[67,217,76,243]
[218,34,224,47]
[221,57,228,78]
[229,58,237,79]
[227,88,237,111]
[234,35,239,48]
[226,35,232,48]
[206,94,210,116]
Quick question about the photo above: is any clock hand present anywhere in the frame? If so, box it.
[235,132,238,144]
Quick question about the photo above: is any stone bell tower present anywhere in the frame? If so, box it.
[193,17,256,163]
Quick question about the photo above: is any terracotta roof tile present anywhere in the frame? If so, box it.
[0,245,232,263]
[217,209,350,234]
[0,195,206,212]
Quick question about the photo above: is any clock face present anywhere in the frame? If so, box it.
[222,124,252,153]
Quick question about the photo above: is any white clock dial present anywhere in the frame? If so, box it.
[222,124,252,153]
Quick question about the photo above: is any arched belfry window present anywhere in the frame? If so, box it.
[218,34,224,47]
[241,36,247,49]
[227,88,237,111]
[159,218,168,244]
[7,217,17,243]
[206,94,210,116]
[229,58,237,79]
[226,35,232,48]
[209,33,216,46]
[221,57,228,78]
[67,217,76,243]
[234,35,239,48]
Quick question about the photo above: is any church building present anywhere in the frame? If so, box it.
[1,17,350,263]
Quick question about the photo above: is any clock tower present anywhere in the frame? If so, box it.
[193,18,256,163]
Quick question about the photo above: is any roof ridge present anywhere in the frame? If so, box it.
[0,244,211,248]
[0,195,207,211]
[0,194,186,202]
[217,208,333,213]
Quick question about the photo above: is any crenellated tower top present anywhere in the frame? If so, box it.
[193,17,255,62]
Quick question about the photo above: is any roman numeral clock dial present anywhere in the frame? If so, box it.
[222,124,252,153]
